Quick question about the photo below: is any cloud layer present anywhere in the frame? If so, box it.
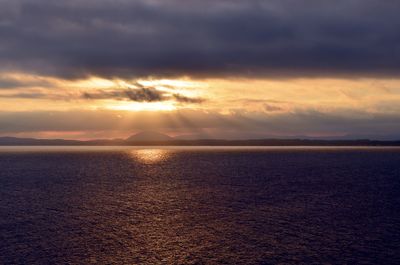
[1,0,400,79]
[83,87,204,103]
[1,109,399,140]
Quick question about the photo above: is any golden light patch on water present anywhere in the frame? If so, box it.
[130,149,171,163]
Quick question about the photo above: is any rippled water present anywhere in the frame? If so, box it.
[0,147,399,264]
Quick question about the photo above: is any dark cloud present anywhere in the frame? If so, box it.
[0,78,28,89]
[0,76,52,89]
[0,83,204,103]
[83,87,204,103]
[264,103,284,112]
[172,94,205,104]
[83,87,165,102]
[81,80,204,103]
[0,92,48,99]
[0,0,399,79]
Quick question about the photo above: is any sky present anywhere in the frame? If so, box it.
[1,0,400,140]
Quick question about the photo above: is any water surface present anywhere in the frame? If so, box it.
[1,147,399,264]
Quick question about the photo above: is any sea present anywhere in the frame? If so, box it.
[0,146,399,264]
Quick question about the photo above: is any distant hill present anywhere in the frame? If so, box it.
[0,134,399,146]
[126,131,173,142]
[0,136,81,146]
[173,133,213,140]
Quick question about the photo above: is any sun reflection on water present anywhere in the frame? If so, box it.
[130,149,171,163]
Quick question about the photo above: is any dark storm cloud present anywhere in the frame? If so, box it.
[0,84,204,103]
[0,92,47,99]
[81,80,204,103]
[172,94,205,104]
[0,76,52,89]
[83,87,166,102]
[1,0,400,79]
[82,87,204,103]
[0,78,28,89]
[264,103,284,112]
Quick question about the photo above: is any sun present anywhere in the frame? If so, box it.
[107,101,177,111]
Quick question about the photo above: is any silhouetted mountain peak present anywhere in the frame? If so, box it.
[126,131,173,142]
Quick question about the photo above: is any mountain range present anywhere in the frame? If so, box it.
[0,131,399,146]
